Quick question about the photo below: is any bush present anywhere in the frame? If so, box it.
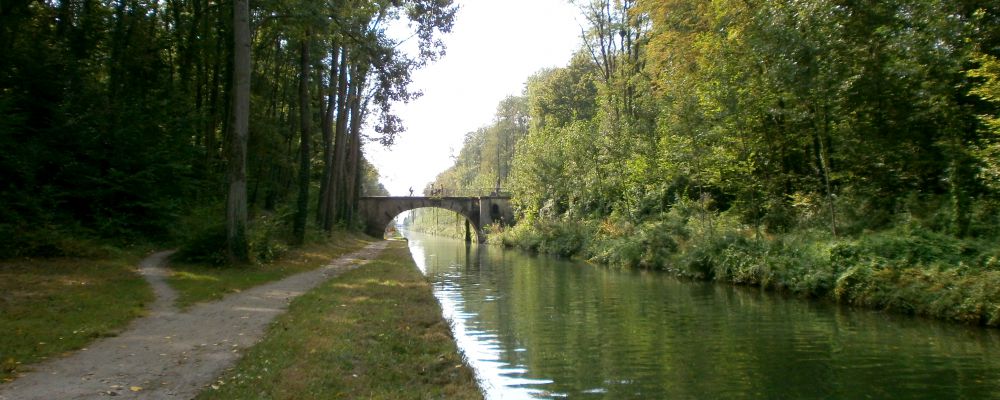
[0,223,121,259]
[829,226,977,269]
[831,260,1000,325]
[672,232,745,280]
[172,203,228,265]
[247,212,290,263]
[173,221,228,265]
[587,219,643,267]
[825,226,1000,325]
[970,198,1000,238]
[495,194,1000,326]
[534,219,593,257]
[495,222,542,251]
[767,232,839,295]
[714,237,773,286]
[588,217,680,269]
[494,219,594,258]
[173,204,292,266]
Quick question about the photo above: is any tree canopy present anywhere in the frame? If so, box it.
[0,0,454,259]
[432,0,1000,241]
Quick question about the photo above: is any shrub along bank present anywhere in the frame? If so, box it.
[494,198,1000,327]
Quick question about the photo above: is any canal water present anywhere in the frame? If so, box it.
[402,231,1000,399]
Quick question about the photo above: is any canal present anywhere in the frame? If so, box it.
[402,231,1000,399]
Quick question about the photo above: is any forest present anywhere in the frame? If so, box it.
[428,0,1000,325]
[0,0,454,262]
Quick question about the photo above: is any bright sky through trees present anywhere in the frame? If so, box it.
[365,0,582,196]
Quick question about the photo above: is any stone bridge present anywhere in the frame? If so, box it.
[357,196,514,243]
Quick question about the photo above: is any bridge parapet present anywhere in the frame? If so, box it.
[357,196,513,242]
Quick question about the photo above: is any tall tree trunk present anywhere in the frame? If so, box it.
[317,60,329,226]
[205,36,221,176]
[344,64,367,224]
[211,3,231,177]
[817,101,837,238]
[948,140,973,237]
[193,0,204,144]
[318,45,340,231]
[330,48,351,223]
[292,28,312,245]
[226,0,250,263]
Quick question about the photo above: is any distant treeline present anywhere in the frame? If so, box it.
[403,208,472,241]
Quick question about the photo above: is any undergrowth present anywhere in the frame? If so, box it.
[495,196,1000,327]
[168,231,372,308]
[171,203,297,266]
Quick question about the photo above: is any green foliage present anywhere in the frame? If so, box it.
[173,203,293,266]
[589,217,680,269]
[529,220,594,257]
[496,218,594,258]
[0,0,434,258]
[968,51,1000,190]
[829,227,975,269]
[499,208,1000,325]
[247,212,292,263]
[427,95,529,197]
[361,158,391,196]
[0,0,198,245]
[406,0,1000,327]
[0,224,118,259]
[172,202,229,266]
[831,242,1000,326]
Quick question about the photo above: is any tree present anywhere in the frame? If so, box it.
[292,28,312,245]
[227,0,251,263]
[969,52,1000,191]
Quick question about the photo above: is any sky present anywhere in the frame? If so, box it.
[364,0,583,196]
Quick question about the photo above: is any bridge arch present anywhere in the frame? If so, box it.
[357,196,513,243]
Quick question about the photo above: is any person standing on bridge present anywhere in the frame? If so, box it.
[409,186,413,196]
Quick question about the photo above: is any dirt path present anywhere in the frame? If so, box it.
[0,241,387,400]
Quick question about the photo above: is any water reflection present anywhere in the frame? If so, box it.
[404,231,1000,399]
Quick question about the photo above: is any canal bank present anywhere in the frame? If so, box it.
[197,240,482,399]
[406,231,1000,399]
[492,217,1000,328]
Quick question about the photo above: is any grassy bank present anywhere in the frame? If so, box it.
[168,232,373,308]
[197,240,482,399]
[0,230,374,382]
[0,248,153,381]
[495,201,1000,327]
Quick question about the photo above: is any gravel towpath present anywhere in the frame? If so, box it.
[0,241,387,400]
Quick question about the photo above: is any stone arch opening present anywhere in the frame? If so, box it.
[389,207,483,243]
[357,196,486,243]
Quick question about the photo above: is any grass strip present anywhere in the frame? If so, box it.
[168,232,373,309]
[0,250,152,381]
[197,240,483,400]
